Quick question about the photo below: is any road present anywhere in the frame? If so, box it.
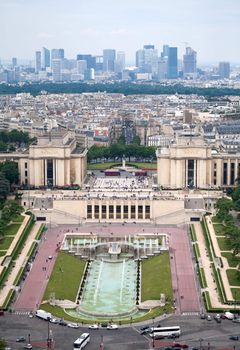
[1,313,240,349]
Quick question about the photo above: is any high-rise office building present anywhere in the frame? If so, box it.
[76,54,96,70]
[161,45,169,58]
[183,47,197,76]
[52,59,62,82]
[218,61,230,79]
[103,49,116,72]
[115,51,125,73]
[77,60,87,74]
[136,50,145,72]
[12,57,17,67]
[51,49,64,67]
[42,47,50,69]
[95,56,103,71]
[136,45,158,76]
[167,47,178,79]
[35,51,41,73]
[157,57,168,80]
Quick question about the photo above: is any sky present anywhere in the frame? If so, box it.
[1,0,240,64]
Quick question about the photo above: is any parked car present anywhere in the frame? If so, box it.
[229,335,239,341]
[23,344,32,349]
[200,313,206,319]
[88,324,99,329]
[107,324,118,330]
[232,318,240,323]
[67,322,79,329]
[141,328,151,335]
[16,337,26,343]
[101,322,108,328]
[59,319,67,326]
[50,318,58,324]
[207,315,212,321]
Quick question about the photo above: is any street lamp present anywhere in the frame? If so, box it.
[152,317,155,348]
[100,335,103,350]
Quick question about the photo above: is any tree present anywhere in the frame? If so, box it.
[0,161,19,186]
[117,134,126,145]
[0,141,7,152]
[0,338,6,350]
[0,172,10,199]
[132,135,141,146]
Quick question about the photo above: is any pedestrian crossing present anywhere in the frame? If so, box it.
[14,311,31,315]
[182,312,199,316]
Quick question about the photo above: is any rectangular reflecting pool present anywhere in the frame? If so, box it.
[79,258,137,316]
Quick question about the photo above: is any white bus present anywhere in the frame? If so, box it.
[149,326,181,338]
[73,333,90,350]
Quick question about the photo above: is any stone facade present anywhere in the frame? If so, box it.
[157,135,240,188]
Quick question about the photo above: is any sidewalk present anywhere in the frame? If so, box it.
[0,221,41,308]
[205,216,233,300]
[194,220,237,310]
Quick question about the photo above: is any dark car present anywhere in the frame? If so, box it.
[229,335,239,341]
[59,319,67,326]
[140,328,151,335]
[16,337,26,343]
[200,313,206,319]
[140,325,150,331]
[101,322,108,328]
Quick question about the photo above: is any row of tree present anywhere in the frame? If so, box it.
[0,129,35,152]
[1,82,240,98]
[0,200,23,238]
[215,190,240,258]
[87,143,156,163]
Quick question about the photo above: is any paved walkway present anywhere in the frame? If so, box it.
[194,218,238,310]
[194,222,223,308]
[0,219,41,308]
[0,215,30,275]
[206,216,233,300]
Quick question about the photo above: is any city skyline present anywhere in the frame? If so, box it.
[1,0,240,64]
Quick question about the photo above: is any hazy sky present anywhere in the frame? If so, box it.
[1,0,240,64]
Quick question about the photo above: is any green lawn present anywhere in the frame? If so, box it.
[190,225,197,242]
[12,215,24,223]
[213,224,226,236]
[141,252,173,302]
[231,288,240,301]
[43,251,86,302]
[5,224,21,236]
[87,161,157,171]
[217,237,232,251]
[212,216,222,223]
[226,269,240,286]
[0,236,15,250]
[222,252,240,268]
[0,250,6,257]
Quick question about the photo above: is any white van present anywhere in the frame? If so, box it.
[225,311,234,320]
[35,309,52,321]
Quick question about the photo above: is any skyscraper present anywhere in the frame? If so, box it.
[42,47,50,69]
[76,54,96,69]
[52,59,62,82]
[218,62,230,79]
[136,45,158,76]
[136,50,145,72]
[183,47,197,76]
[12,57,17,67]
[51,49,64,67]
[115,51,125,73]
[35,51,41,73]
[103,49,116,72]
[167,47,178,79]
[77,60,87,74]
